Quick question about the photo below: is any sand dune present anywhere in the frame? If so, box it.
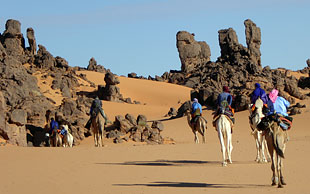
[2,70,310,194]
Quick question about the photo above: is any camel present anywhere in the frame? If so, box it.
[264,121,288,188]
[62,125,74,147]
[249,98,271,163]
[91,112,105,147]
[54,130,62,147]
[215,114,233,166]
[186,110,207,144]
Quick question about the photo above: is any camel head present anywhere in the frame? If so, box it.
[61,125,70,133]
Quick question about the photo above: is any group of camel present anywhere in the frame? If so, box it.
[87,98,288,188]
[186,98,289,188]
[48,125,74,148]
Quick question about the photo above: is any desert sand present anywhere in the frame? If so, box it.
[1,71,310,194]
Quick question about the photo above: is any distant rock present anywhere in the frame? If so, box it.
[87,57,106,73]
[26,27,36,55]
[55,56,69,69]
[128,72,137,78]
[34,45,55,69]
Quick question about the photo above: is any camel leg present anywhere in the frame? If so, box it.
[98,133,102,147]
[253,132,261,162]
[277,155,283,188]
[271,153,277,186]
[264,138,271,162]
[194,130,199,144]
[94,132,98,147]
[54,137,57,147]
[218,129,227,166]
[95,132,99,147]
[260,136,269,163]
[257,132,264,163]
[266,135,277,186]
[226,130,233,164]
[49,137,53,147]
[101,133,104,147]
[279,157,286,186]
[200,122,206,144]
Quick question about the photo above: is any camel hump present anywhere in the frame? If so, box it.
[255,98,264,108]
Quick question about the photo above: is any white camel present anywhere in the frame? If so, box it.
[249,98,271,163]
[215,114,233,167]
[62,125,74,148]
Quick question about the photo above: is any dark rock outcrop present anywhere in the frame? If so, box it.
[176,31,211,73]
[34,45,55,69]
[2,19,25,56]
[87,57,106,73]
[99,72,123,102]
[0,42,7,61]
[26,28,36,55]
[160,19,304,112]
[244,19,261,66]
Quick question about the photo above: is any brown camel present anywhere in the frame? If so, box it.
[91,113,105,147]
[264,121,289,188]
[186,110,207,144]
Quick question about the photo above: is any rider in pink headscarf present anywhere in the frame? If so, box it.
[268,89,290,117]
[269,89,278,103]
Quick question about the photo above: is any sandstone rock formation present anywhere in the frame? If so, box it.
[34,45,55,69]
[87,57,106,73]
[163,19,305,112]
[176,31,211,72]
[110,114,165,144]
[2,19,26,62]
[26,28,36,55]
[98,72,123,102]
[244,19,261,66]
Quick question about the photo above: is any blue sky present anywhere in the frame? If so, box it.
[1,0,309,76]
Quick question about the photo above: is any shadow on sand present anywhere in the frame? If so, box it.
[96,159,221,167]
[114,181,269,189]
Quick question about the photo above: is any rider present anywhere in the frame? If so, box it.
[268,89,290,117]
[217,86,232,108]
[267,89,292,130]
[85,96,108,130]
[251,83,268,105]
[49,117,59,135]
[191,98,202,124]
[250,83,269,116]
[217,86,233,114]
[45,117,59,146]
[213,86,235,127]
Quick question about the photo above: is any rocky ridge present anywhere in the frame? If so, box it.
[129,19,309,113]
[0,19,159,146]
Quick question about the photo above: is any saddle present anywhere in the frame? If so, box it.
[279,116,292,130]
[213,108,235,127]
[212,114,234,132]
[257,114,293,131]
[191,115,206,129]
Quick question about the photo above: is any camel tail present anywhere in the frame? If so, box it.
[98,114,105,134]
[274,134,285,158]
